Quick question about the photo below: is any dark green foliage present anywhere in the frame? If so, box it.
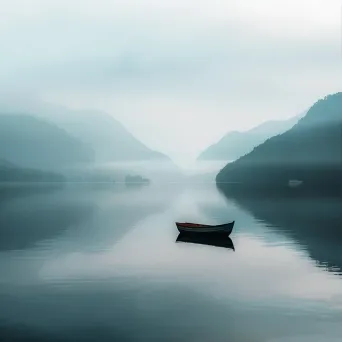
[216,93,342,195]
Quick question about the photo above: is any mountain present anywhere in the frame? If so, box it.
[0,159,64,182]
[0,98,170,163]
[216,93,342,195]
[0,114,94,170]
[43,108,170,162]
[198,115,303,161]
[0,95,170,163]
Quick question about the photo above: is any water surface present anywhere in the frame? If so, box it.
[1,182,342,342]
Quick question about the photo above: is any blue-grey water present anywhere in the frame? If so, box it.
[1,181,342,342]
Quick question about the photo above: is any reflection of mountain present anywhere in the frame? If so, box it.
[217,93,342,195]
[0,183,64,205]
[0,114,94,170]
[219,187,342,275]
[0,184,182,253]
[198,115,302,161]
[67,185,182,251]
[0,187,94,251]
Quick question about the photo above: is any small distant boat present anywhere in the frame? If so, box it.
[176,234,235,250]
[175,221,235,236]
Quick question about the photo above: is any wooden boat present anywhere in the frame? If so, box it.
[176,234,235,250]
[175,221,234,236]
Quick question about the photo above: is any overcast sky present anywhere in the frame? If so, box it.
[1,0,341,164]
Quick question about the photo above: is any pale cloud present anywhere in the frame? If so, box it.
[0,0,341,164]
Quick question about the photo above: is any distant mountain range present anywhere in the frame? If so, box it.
[0,114,94,170]
[216,93,342,195]
[197,114,303,161]
[0,99,171,179]
[36,106,170,163]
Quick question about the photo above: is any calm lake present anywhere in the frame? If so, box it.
[1,179,342,342]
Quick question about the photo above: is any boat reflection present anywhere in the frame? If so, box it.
[176,233,235,250]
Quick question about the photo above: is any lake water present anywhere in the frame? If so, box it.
[1,181,342,342]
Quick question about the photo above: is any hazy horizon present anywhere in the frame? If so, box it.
[1,0,341,165]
